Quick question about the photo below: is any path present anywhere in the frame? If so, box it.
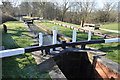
[100,28,120,33]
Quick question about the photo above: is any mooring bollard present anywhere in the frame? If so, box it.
[39,33,43,46]
[19,17,22,22]
[53,30,57,44]
[3,24,7,33]
[52,26,58,44]
[39,33,45,55]
[62,40,66,49]
[88,30,92,41]
[72,29,77,42]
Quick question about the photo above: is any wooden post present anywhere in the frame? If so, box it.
[81,20,84,27]
[88,30,92,41]
[62,41,66,49]
[39,33,43,46]
[72,29,77,42]
[19,17,22,21]
[52,26,58,50]
[53,30,57,44]
[81,44,86,49]
[52,26,57,44]
[45,49,50,55]
[32,19,34,23]
[104,34,107,39]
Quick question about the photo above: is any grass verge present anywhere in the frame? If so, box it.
[1,21,51,79]
[51,20,119,37]
[100,23,119,31]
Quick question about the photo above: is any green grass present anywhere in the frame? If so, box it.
[40,22,103,40]
[88,42,119,63]
[2,21,34,49]
[51,20,119,36]
[1,21,51,79]
[100,23,119,31]
[2,53,51,79]
[40,22,120,64]
[48,20,119,37]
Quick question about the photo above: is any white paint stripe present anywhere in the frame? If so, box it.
[105,38,120,43]
[0,48,24,58]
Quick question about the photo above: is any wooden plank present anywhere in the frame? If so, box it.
[25,38,120,53]
[25,44,62,53]
[66,39,105,46]
[25,39,105,53]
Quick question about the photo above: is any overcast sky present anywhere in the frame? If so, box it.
[0,0,119,9]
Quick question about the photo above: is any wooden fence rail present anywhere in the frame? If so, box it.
[0,38,119,58]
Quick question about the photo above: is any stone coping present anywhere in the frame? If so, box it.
[95,56,120,75]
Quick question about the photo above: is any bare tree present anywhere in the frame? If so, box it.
[2,2,14,15]
[102,2,117,22]
[76,1,96,27]
[19,2,32,16]
[58,0,74,21]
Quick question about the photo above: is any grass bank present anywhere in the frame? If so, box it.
[100,23,119,31]
[1,21,51,79]
[1,21,34,49]
[51,20,119,37]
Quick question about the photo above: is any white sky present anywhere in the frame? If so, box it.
[0,0,119,8]
[0,1,2,5]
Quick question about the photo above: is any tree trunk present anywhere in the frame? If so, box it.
[81,20,84,27]
[61,17,64,21]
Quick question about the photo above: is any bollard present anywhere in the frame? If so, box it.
[72,29,77,42]
[53,30,57,44]
[52,26,58,44]
[19,17,22,21]
[39,33,43,46]
[88,30,92,41]
[3,24,7,33]
[62,41,66,49]
[81,44,86,49]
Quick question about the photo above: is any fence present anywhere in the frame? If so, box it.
[0,38,119,58]
[0,24,119,58]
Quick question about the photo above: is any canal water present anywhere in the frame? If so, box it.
[27,23,59,45]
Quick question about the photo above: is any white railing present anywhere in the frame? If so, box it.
[0,48,24,58]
